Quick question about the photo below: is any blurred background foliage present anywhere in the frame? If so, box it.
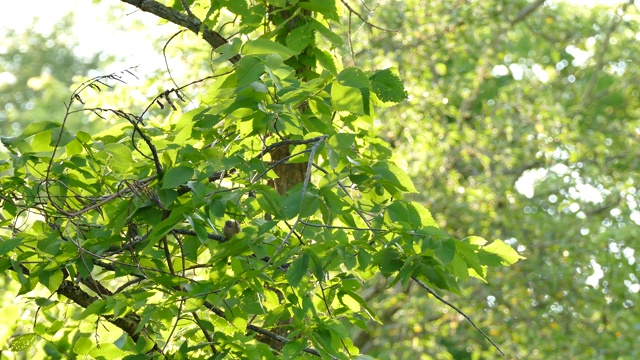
[1,0,638,359]
[346,0,639,359]
[0,16,103,139]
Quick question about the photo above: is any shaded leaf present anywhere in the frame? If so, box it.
[162,166,194,189]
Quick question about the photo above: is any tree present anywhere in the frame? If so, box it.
[0,0,520,358]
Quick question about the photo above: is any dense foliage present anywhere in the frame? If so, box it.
[0,1,521,358]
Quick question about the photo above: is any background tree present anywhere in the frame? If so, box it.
[344,0,639,358]
[0,16,103,139]
[0,1,519,359]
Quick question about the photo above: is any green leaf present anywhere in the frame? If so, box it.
[173,116,194,145]
[311,328,334,356]
[420,264,451,291]
[455,240,485,279]
[242,39,296,59]
[0,236,22,255]
[47,320,64,335]
[407,202,437,227]
[9,333,37,351]
[372,162,417,194]
[145,206,192,246]
[267,0,286,6]
[162,166,194,189]
[220,0,248,15]
[282,186,320,219]
[78,299,107,320]
[21,121,61,138]
[339,289,382,323]
[76,131,91,142]
[386,201,437,231]
[370,68,408,103]
[50,128,74,147]
[481,239,525,266]
[11,258,34,295]
[416,226,449,239]
[331,81,368,115]
[236,55,266,87]
[65,138,83,156]
[90,343,130,359]
[38,269,63,292]
[386,201,409,225]
[450,252,470,281]
[376,247,404,277]
[264,53,284,69]
[213,38,243,63]
[310,19,343,48]
[434,237,456,265]
[287,252,309,287]
[286,24,314,54]
[31,130,55,152]
[73,336,93,356]
[328,133,356,151]
[338,68,370,89]
[104,143,133,173]
[282,339,309,359]
[256,185,284,218]
[397,255,420,285]
[299,0,338,20]
[314,49,337,75]
[35,297,57,307]
[308,249,326,281]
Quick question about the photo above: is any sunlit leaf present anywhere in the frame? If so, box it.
[9,333,37,351]
[481,239,525,266]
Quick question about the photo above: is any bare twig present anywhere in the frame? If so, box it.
[510,0,546,26]
[161,30,191,103]
[172,228,227,242]
[120,0,240,63]
[255,136,328,159]
[339,0,398,32]
[192,312,217,354]
[412,277,505,356]
[179,0,195,19]
[579,0,632,107]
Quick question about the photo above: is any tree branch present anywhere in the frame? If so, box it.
[510,0,545,26]
[579,0,632,107]
[57,280,162,352]
[246,324,324,357]
[120,0,240,64]
[55,274,322,356]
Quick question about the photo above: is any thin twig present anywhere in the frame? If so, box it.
[162,30,192,104]
[579,0,632,107]
[192,312,217,354]
[412,277,505,356]
[179,0,195,19]
[510,0,545,26]
[120,0,241,63]
[255,136,327,159]
[339,0,398,32]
